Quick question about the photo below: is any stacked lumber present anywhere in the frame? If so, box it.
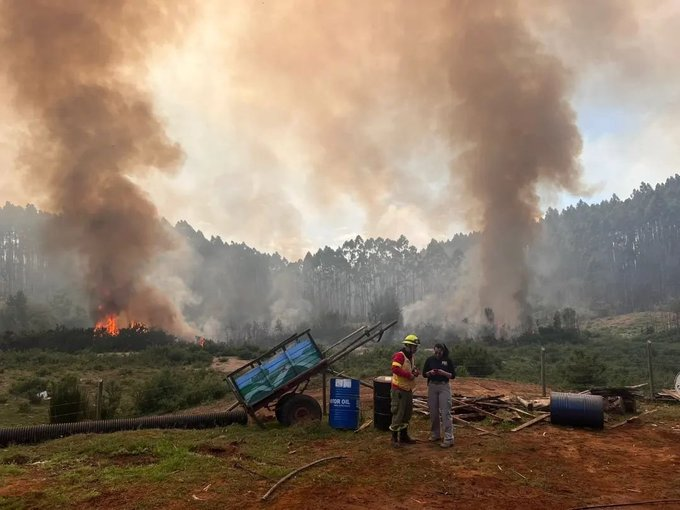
[411,394,550,433]
[588,385,645,413]
[406,385,669,435]
[656,389,680,402]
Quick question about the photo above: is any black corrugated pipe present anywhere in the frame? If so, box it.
[0,409,248,447]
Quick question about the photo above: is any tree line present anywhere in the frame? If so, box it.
[3,175,680,341]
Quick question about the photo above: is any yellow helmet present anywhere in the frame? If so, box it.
[403,334,420,346]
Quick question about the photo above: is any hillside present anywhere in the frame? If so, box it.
[583,311,675,338]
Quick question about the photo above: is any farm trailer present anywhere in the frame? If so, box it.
[225,320,397,427]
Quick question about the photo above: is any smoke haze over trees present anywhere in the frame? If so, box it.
[3,176,680,344]
[2,1,678,336]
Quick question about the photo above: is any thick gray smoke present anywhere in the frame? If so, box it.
[0,1,195,335]
[222,0,585,327]
[3,1,671,335]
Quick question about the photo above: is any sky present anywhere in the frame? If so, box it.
[2,0,679,261]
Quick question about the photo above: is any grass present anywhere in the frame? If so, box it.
[0,313,678,505]
[0,422,352,509]
[0,341,248,428]
[0,388,678,508]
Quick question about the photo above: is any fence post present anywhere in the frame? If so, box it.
[540,347,546,397]
[322,371,327,416]
[646,340,655,400]
[96,380,104,420]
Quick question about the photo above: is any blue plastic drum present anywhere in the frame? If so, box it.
[329,378,360,430]
[550,391,604,429]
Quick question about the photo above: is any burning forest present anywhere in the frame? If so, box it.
[0,1,195,337]
[0,1,677,340]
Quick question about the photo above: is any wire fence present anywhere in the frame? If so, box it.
[3,340,679,427]
[4,380,230,424]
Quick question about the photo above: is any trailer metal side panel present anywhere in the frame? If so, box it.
[233,335,323,406]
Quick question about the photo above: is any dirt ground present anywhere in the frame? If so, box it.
[250,377,680,510]
[3,372,679,510]
[262,420,680,510]
[6,414,678,510]
[211,356,251,374]
[193,361,679,509]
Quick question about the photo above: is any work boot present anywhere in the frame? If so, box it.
[399,428,417,445]
[391,430,401,448]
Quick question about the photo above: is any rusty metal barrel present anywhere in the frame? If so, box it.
[373,376,392,431]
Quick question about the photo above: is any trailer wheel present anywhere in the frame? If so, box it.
[275,393,296,423]
[279,394,322,426]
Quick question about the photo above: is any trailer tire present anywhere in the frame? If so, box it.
[275,393,296,424]
[279,394,322,426]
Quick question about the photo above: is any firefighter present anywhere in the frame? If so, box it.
[389,333,420,448]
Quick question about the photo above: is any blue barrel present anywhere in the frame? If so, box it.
[550,392,604,429]
[329,378,360,430]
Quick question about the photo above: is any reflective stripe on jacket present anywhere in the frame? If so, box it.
[391,351,415,391]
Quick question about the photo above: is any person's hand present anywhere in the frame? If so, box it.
[412,368,420,378]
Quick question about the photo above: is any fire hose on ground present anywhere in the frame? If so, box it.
[0,409,248,447]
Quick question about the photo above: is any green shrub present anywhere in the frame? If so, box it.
[559,350,606,390]
[9,377,48,399]
[49,375,91,423]
[100,381,122,419]
[27,393,43,405]
[134,369,183,414]
[138,345,213,367]
[450,344,500,377]
[133,369,227,415]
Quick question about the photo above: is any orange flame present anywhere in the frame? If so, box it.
[95,315,120,336]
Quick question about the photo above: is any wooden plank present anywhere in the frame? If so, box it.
[658,390,680,401]
[354,419,373,433]
[608,409,658,429]
[517,396,533,411]
[475,402,535,417]
[511,413,550,432]
[453,416,501,437]
[505,406,536,418]
[452,398,506,421]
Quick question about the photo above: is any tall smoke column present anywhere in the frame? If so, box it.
[445,1,583,326]
[0,1,194,334]
[225,1,585,326]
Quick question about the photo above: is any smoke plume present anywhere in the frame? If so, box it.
[3,0,664,334]
[221,1,449,234]
[444,1,583,325]
[0,1,195,335]
[219,0,585,326]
